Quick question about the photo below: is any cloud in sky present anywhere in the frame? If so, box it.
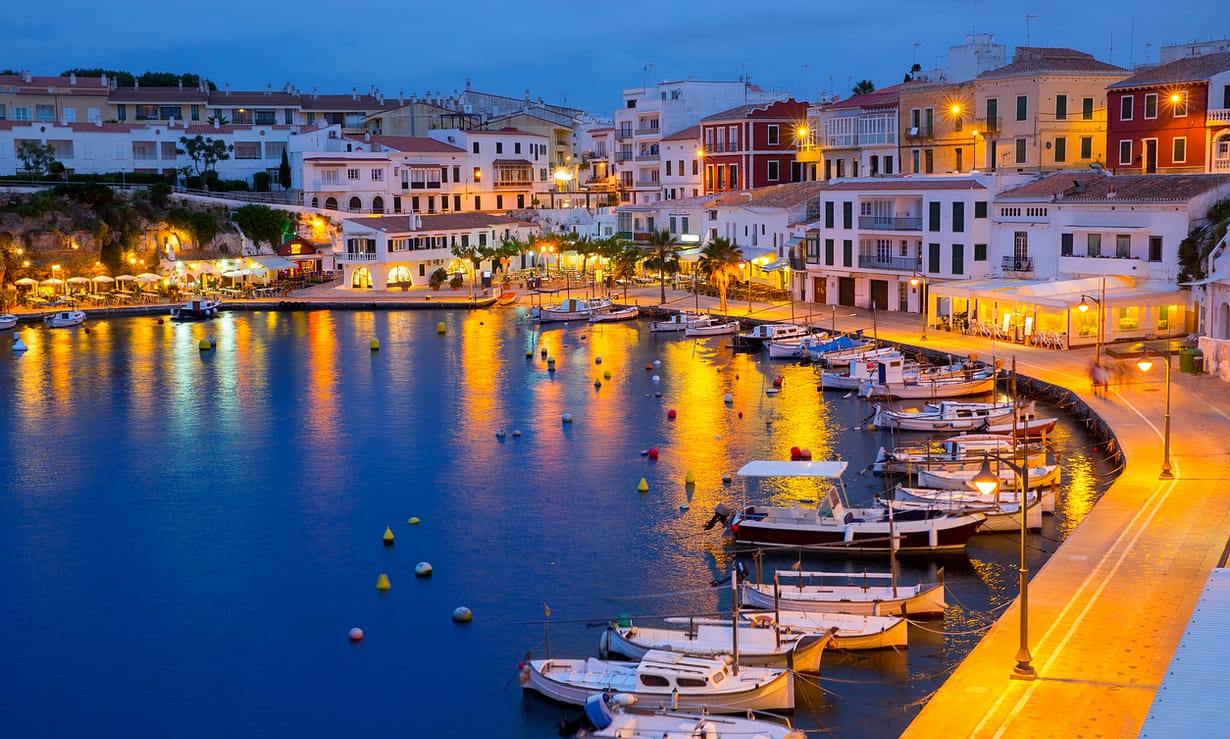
[1,0,1221,116]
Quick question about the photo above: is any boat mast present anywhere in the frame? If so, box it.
[730,565,740,675]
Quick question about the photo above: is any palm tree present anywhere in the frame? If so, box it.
[609,240,643,304]
[643,230,681,305]
[697,237,744,313]
[852,79,876,96]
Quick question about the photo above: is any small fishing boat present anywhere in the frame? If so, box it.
[871,400,1018,432]
[914,460,1061,491]
[0,314,17,330]
[858,363,999,399]
[732,323,808,353]
[648,311,705,332]
[716,460,985,553]
[43,310,86,328]
[666,610,908,651]
[741,569,947,618]
[495,290,519,306]
[686,318,740,337]
[886,487,1043,532]
[570,694,804,739]
[871,434,1043,475]
[520,649,795,713]
[982,414,1059,437]
[599,620,833,672]
[588,306,639,323]
[170,297,221,321]
[534,296,612,323]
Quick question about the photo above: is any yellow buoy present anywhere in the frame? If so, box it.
[637,478,649,493]
[382,526,394,545]
[370,338,380,351]
[603,370,611,379]
[437,322,447,334]
[685,470,696,485]
[408,517,421,525]
[198,338,211,351]
[376,573,391,591]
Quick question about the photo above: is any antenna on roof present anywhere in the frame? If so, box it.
[1025,14,1038,47]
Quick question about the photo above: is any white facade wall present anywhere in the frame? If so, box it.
[660,132,702,201]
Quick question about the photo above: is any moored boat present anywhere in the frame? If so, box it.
[534,296,612,322]
[871,400,1018,432]
[495,290,519,306]
[685,318,740,337]
[858,365,998,399]
[43,310,86,328]
[666,610,908,651]
[599,621,832,672]
[732,323,808,353]
[572,694,804,739]
[170,297,221,321]
[914,460,1061,491]
[0,314,17,330]
[588,306,639,323]
[648,311,705,332]
[520,649,795,713]
[741,569,947,618]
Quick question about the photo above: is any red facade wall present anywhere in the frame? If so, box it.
[702,99,808,192]
[1107,84,1209,173]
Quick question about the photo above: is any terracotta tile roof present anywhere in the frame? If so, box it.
[299,94,399,111]
[1108,51,1230,89]
[820,82,915,112]
[366,136,466,153]
[0,120,139,133]
[108,87,210,103]
[822,177,989,192]
[977,47,1127,80]
[0,74,112,94]
[661,125,701,142]
[178,124,297,135]
[707,181,831,208]
[345,212,531,232]
[207,91,302,107]
[701,99,807,123]
[998,171,1230,202]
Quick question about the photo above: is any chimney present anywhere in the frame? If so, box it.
[1106,185,1117,199]
[21,70,31,83]
[101,74,108,87]
[312,86,318,99]
[225,83,231,96]
[178,80,183,91]
[525,89,531,102]
[69,72,77,85]
[266,83,272,95]
[398,91,404,105]
[134,79,140,90]
[214,118,220,130]
[466,78,472,90]
[352,86,358,101]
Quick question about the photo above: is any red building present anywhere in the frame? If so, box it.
[700,99,808,193]
[1107,51,1230,174]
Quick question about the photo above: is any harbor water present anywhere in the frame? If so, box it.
[0,308,1108,737]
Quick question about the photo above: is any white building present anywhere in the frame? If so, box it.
[660,125,703,201]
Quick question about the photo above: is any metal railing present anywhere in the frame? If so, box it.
[858,215,922,231]
[857,254,919,271]
[340,252,379,263]
[1002,256,1034,271]
[974,116,1002,133]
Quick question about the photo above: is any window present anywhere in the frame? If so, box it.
[665,160,672,176]
[843,239,853,268]
[347,168,360,180]
[472,142,480,154]
[1173,137,1186,163]
[952,202,965,233]
[692,159,698,176]
[1119,140,1132,165]
[1148,235,1163,262]
[1116,234,1131,258]
[495,142,503,154]
[190,105,200,121]
[1120,95,1133,121]
[321,169,339,185]
[951,243,964,275]
[767,160,779,181]
[1080,136,1093,160]
[729,164,738,189]
[1061,233,1074,256]
[135,104,158,121]
[371,169,383,181]
[1086,233,1102,257]
[824,202,834,228]
[1016,95,1028,121]
[974,243,987,261]
[160,106,182,121]
[928,202,941,231]
[1015,138,1026,164]
[1082,97,1094,120]
[266,141,286,161]
[1014,231,1028,259]
[1144,93,1158,119]
[1054,137,1066,163]
[911,149,920,174]
[824,238,834,266]
[1173,91,1188,117]
[1118,306,1140,331]
[842,202,852,229]
[767,124,779,145]
[924,149,933,173]
[974,201,987,218]
[234,142,261,160]
[928,243,940,273]
[514,142,521,154]
[349,196,362,212]
[1055,95,1067,120]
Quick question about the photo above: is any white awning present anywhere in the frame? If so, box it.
[249,255,296,270]
[784,236,803,247]
[677,247,704,263]
[760,260,790,272]
[737,460,848,478]
[740,246,774,261]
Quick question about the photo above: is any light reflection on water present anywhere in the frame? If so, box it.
[0,309,1112,738]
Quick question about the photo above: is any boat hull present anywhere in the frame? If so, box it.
[589,307,639,323]
[0,314,17,330]
[860,376,996,399]
[600,625,829,673]
[741,581,946,618]
[730,506,984,553]
[685,321,740,337]
[43,311,86,328]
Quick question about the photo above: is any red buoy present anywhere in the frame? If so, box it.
[647,447,660,459]
[790,446,802,460]
[800,448,813,459]
[667,409,677,420]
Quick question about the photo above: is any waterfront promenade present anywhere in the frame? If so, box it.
[11,280,1229,736]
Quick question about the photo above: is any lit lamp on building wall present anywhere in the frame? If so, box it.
[909,272,928,341]
[1136,350,1174,478]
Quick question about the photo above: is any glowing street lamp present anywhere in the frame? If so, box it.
[1136,350,1174,478]
[1077,291,1103,365]
[909,272,928,341]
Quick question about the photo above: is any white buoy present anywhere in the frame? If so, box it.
[562,413,573,423]
[723,393,733,403]
[651,375,660,383]
[512,430,522,437]
[415,562,433,577]
[452,606,473,623]
[348,627,364,641]
[653,359,661,366]
[496,429,506,438]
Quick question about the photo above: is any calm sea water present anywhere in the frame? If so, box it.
[0,308,1105,738]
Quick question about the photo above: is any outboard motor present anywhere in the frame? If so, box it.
[703,503,731,531]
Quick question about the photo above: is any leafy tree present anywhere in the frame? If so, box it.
[697,237,745,313]
[643,230,681,305]
[167,207,221,248]
[233,204,291,250]
[429,268,448,290]
[177,135,232,191]
[852,79,876,96]
[16,141,56,177]
[136,72,215,90]
[609,241,643,304]
[451,238,500,296]
[279,149,292,191]
[61,68,135,86]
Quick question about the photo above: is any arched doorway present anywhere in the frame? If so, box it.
[349,196,362,212]
[372,196,385,214]
[311,197,319,208]
[1219,301,1230,340]
[351,267,372,289]
[388,265,412,287]
[325,197,338,210]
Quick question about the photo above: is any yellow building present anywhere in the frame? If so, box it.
[898,80,978,174]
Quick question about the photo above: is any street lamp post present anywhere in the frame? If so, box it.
[972,444,1037,681]
[1137,350,1174,478]
[910,272,928,341]
[1077,292,1103,365]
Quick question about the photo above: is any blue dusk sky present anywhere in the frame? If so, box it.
[1,1,1221,117]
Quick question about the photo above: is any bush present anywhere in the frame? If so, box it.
[449,273,464,289]
[429,268,447,290]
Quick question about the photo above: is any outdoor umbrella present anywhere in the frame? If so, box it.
[136,273,161,283]
[91,275,115,284]
[15,277,37,286]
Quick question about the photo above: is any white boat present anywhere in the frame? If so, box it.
[170,297,221,321]
[871,400,1018,432]
[871,434,1044,475]
[43,310,86,328]
[897,482,1057,514]
[685,318,740,337]
[816,344,893,368]
[588,306,639,323]
[520,649,795,713]
[0,314,17,330]
[718,460,985,553]
[666,610,908,651]
[741,569,947,618]
[732,323,807,353]
[534,297,612,323]
[818,354,908,391]
[914,461,1061,491]
[982,414,1059,437]
[858,363,999,399]
[648,311,705,332]
[887,487,1043,532]
[575,694,803,739]
[599,621,832,672]
[766,333,832,360]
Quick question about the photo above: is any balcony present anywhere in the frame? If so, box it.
[494,179,532,189]
[858,215,922,231]
[1002,256,1034,272]
[616,128,634,141]
[857,254,920,272]
[634,179,660,188]
[796,144,822,163]
[635,125,660,136]
[974,117,1002,133]
[634,152,659,162]
[1208,109,1230,124]
[340,252,379,263]
[903,127,934,141]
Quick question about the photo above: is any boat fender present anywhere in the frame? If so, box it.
[752,614,774,628]
[583,693,614,730]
